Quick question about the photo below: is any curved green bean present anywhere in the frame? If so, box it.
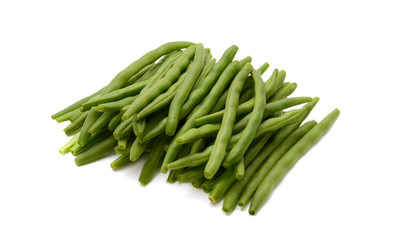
[205,63,253,179]
[249,108,340,215]
[224,69,266,168]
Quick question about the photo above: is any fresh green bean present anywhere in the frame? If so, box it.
[133,117,146,138]
[208,168,236,203]
[122,46,196,120]
[107,112,122,131]
[190,138,207,154]
[129,138,147,161]
[276,70,286,90]
[194,97,312,126]
[192,177,206,188]
[59,133,80,154]
[239,56,252,66]
[258,62,270,74]
[136,72,185,120]
[110,153,132,170]
[192,57,216,91]
[113,116,134,140]
[69,109,84,122]
[166,43,205,136]
[166,145,213,170]
[224,69,266,168]
[117,137,129,150]
[55,109,80,123]
[139,135,168,185]
[74,135,117,166]
[78,107,102,146]
[89,111,117,134]
[82,81,147,111]
[71,131,112,156]
[268,82,297,102]
[249,108,340,215]
[114,144,131,155]
[205,63,253,179]
[265,68,279,99]
[177,166,205,183]
[235,158,245,180]
[102,41,194,94]
[97,96,137,112]
[160,48,240,173]
[51,86,105,119]
[239,86,255,104]
[63,111,88,136]
[238,120,317,207]
[124,63,155,86]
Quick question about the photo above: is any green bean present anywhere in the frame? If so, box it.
[110,153,132,170]
[234,158,245,180]
[276,70,286,90]
[117,137,129,150]
[185,60,241,120]
[176,124,220,144]
[190,138,207,154]
[114,144,131,155]
[69,109,84,122]
[139,117,167,143]
[244,133,273,166]
[74,135,117,166]
[134,58,166,84]
[239,56,252,66]
[223,69,266,168]
[208,169,236,203]
[71,131,112,156]
[102,41,194,94]
[124,63,155,86]
[257,62,270,74]
[51,86,105,119]
[166,43,205,136]
[97,96,137,112]
[238,120,317,207]
[63,111,88,136]
[55,109,80,123]
[136,72,185,120]
[177,166,205,183]
[107,112,122,131]
[210,88,229,113]
[160,47,240,173]
[122,46,196,120]
[113,116,134,140]
[59,133,80,154]
[192,57,216,91]
[239,86,255,104]
[249,108,340,215]
[268,82,297,102]
[265,68,279,99]
[205,63,253,179]
[129,137,147,161]
[166,145,214,170]
[139,135,168,185]
[201,178,215,193]
[133,117,146,138]
[178,45,239,120]
[82,81,147,111]
[192,177,206,188]
[78,107,102,146]
[194,97,312,126]
[139,109,168,143]
[89,111,117,134]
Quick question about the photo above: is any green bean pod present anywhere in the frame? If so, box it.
[238,120,317,208]
[166,43,205,136]
[268,82,297,102]
[102,41,194,94]
[249,108,340,215]
[74,135,117,166]
[205,63,253,179]
[224,69,266,168]
[89,111,117,134]
[110,153,132,170]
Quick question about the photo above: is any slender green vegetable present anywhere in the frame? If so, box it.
[89,111,117,134]
[166,43,205,136]
[139,136,168,185]
[224,69,266,168]
[205,63,253,179]
[249,109,340,215]
[111,153,132,170]
[101,41,194,94]
[75,135,117,166]
[268,82,297,102]
[78,107,102,146]
[129,138,147,161]
[59,133,80,154]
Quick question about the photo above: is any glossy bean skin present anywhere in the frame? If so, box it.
[102,41,194,94]
[97,96,137,112]
[249,108,340,215]
[129,138,147,161]
[166,43,205,136]
[205,63,253,179]
[224,69,266,168]
[74,135,117,166]
[265,68,279,99]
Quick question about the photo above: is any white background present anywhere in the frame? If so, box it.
[1,0,393,239]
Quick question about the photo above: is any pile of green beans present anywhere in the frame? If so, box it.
[52,41,340,215]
